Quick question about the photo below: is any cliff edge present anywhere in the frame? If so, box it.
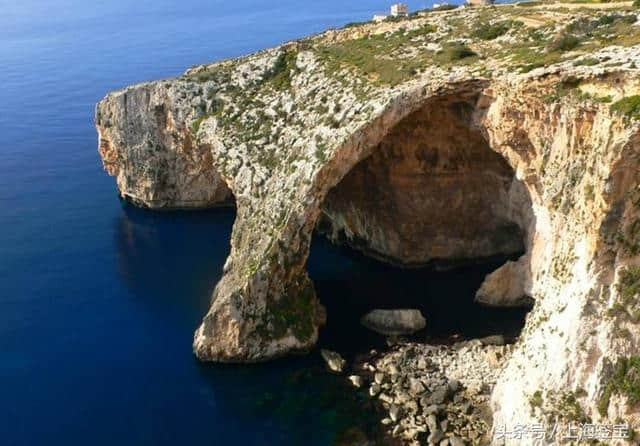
[97,2,640,444]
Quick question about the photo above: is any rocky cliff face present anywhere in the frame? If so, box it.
[97,81,232,208]
[97,3,640,444]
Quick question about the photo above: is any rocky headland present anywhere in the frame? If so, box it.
[96,1,640,444]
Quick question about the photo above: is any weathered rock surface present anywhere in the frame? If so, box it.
[361,309,427,336]
[97,3,640,444]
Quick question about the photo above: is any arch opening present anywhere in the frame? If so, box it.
[309,92,535,354]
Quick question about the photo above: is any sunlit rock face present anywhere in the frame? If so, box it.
[96,83,233,209]
[320,96,527,267]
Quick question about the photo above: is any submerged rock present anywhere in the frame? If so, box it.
[320,349,346,373]
[360,309,426,336]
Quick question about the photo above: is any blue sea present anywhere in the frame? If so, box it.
[0,1,527,445]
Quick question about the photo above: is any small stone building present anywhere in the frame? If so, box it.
[373,3,409,21]
[390,3,408,17]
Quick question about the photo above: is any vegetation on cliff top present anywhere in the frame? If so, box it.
[316,3,640,84]
[181,1,640,172]
[314,24,438,86]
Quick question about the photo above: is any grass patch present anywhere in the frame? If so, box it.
[315,24,438,86]
[611,96,640,120]
[516,1,541,6]
[565,13,640,49]
[185,64,231,84]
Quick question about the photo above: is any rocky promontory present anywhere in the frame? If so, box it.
[97,2,640,444]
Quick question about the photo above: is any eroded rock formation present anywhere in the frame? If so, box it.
[96,4,640,444]
[320,94,528,268]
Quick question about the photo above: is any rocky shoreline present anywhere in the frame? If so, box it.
[324,336,513,446]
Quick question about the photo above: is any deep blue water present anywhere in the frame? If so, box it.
[0,1,528,445]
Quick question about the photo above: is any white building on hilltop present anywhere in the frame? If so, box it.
[467,0,494,6]
[391,3,409,17]
[372,3,409,22]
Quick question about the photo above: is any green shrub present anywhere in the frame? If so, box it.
[517,1,541,6]
[611,96,640,120]
[264,49,298,91]
[573,57,600,66]
[542,77,580,103]
[472,22,511,40]
[599,357,640,417]
[190,115,208,133]
[547,33,581,52]
[438,42,477,62]
[530,390,544,409]
[608,266,640,320]
[617,266,640,304]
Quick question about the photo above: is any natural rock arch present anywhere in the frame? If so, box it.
[192,80,540,362]
[190,75,640,435]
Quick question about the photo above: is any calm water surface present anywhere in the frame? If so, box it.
[0,1,527,445]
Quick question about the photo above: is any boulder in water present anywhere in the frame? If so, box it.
[320,349,346,373]
[360,309,426,336]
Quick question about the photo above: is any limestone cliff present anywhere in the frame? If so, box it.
[97,3,640,444]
